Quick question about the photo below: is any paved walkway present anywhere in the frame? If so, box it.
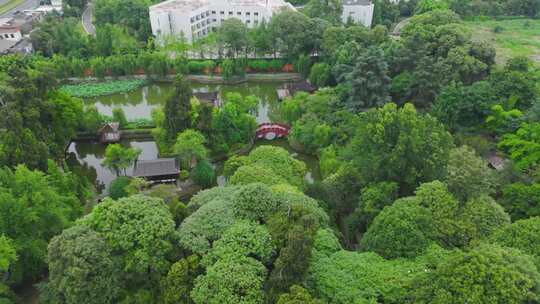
[391,17,411,37]
[82,1,95,36]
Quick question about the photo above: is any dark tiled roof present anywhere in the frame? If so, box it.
[194,91,219,102]
[133,158,180,177]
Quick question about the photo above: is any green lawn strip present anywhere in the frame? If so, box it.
[464,18,540,66]
[60,79,148,98]
[0,0,26,15]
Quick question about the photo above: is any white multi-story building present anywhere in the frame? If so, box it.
[149,0,295,43]
[342,0,374,27]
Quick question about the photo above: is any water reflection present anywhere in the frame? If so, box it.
[86,82,283,123]
[67,140,158,194]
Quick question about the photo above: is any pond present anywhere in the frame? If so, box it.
[71,81,319,195]
[86,81,283,123]
[67,140,159,194]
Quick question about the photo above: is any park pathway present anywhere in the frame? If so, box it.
[82,1,96,36]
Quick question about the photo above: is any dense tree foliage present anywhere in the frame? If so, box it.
[0,164,85,285]
[345,103,454,194]
[0,60,83,170]
[409,244,540,303]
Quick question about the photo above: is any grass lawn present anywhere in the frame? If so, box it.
[464,18,540,66]
[0,0,25,15]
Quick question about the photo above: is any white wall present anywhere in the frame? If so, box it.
[150,0,292,43]
[0,30,22,41]
[342,3,374,27]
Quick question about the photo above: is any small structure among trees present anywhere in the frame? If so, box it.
[194,92,221,107]
[98,122,120,143]
[133,158,180,182]
[277,81,317,100]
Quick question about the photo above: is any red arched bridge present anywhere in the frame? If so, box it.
[256,123,290,140]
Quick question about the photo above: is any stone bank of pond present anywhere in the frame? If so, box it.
[86,81,284,123]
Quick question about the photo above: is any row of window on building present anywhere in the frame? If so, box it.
[0,33,16,39]
[190,10,260,23]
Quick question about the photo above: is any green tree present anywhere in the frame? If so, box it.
[277,285,322,304]
[45,226,122,304]
[345,103,454,194]
[492,217,540,267]
[160,255,203,304]
[191,256,267,304]
[102,144,141,176]
[344,181,399,243]
[80,195,176,292]
[304,0,343,24]
[218,18,249,58]
[360,197,437,259]
[109,176,131,200]
[444,146,496,201]
[266,205,320,302]
[202,221,276,267]
[310,249,430,304]
[174,129,207,169]
[0,235,16,273]
[337,46,391,111]
[498,123,540,171]
[410,244,540,304]
[0,63,83,170]
[485,103,523,135]
[0,165,82,283]
[112,107,128,129]
[268,10,322,59]
[415,0,450,14]
[190,159,215,189]
[164,76,192,146]
[308,63,332,88]
[501,182,540,220]
[295,54,311,79]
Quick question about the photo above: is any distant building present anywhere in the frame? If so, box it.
[149,0,295,43]
[342,0,374,28]
[0,18,24,42]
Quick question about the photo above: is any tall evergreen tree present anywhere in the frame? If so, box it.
[338,46,391,112]
[164,76,192,145]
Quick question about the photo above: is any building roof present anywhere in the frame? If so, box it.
[133,158,180,178]
[194,91,218,102]
[487,155,507,171]
[284,80,316,95]
[150,0,210,12]
[8,38,33,54]
[0,39,17,53]
[98,122,120,133]
[343,0,372,6]
[150,0,293,12]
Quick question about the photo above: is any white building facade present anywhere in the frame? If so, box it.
[149,0,295,43]
[0,18,23,42]
[342,0,374,28]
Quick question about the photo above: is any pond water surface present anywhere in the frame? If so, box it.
[87,81,283,123]
[71,81,318,194]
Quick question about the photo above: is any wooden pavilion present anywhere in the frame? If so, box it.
[133,158,180,182]
[277,80,317,100]
[98,122,120,143]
